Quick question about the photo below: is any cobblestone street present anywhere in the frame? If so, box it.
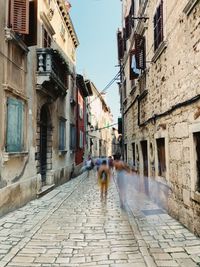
[0,171,200,267]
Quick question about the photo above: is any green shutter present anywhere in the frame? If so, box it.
[6,98,24,152]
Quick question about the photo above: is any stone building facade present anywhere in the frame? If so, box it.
[118,0,200,235]
[0,0,79,216]
[85,80,113,159]
[74,74,93,175]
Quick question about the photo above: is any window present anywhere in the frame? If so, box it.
[123,79,127,99]
[154,0,164,51]
[59,118,66,151]
[117,30,124,60]
[132,142,136,167]
[6,98,24,152]
[194,132,200,192]
[141,140,148,177]
[79,131,83,148]
[156,138,166,177]
[124,144,127,162]
[123,28,127,51]
[24,0,38,46]
[9,0,30,34]
[118,118,122,134]
[131,0,135,18]
[125,15,131,40]
[79,104,83,119]
[43,27,51,48]
[70,124,76,150]
[130,50,140,80]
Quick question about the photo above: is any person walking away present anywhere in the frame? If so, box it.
[85,155,93,177]
[95,158,101,172]
[98,160,110,200]
[108,156,114,175]
[115,161,129,209]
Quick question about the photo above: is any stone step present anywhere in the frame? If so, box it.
[37,184,55,198]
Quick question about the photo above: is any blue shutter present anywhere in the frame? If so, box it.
[6,98,24,152]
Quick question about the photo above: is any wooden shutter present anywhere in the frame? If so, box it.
[117,31,123,60]
[154,0,164,51]
[10,0,29,34]
[153,12,157,51]
[6,98,23,152]
[131,0,135,27]
[118,118,122,134]
[123,28,126,51]
[24,0,38,46]
[125,15,131,39]
[135,34,146,70]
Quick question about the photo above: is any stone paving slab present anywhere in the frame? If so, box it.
[120,172,200,267]
[1,170,200,266]
[0,171,147,267]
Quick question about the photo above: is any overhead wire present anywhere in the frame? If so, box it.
[86,0,188,107]
[86,122,118,133]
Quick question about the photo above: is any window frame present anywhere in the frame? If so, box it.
[156,138,166,178]
[130,49,140,80]
[132,142,136,168]
[59,117,66,151]
[155,130,169,183]
[190,123,200,202]
[79,104,83,119]
[70,123,76,150]
[43,27,51,48]
[153,0,164,52]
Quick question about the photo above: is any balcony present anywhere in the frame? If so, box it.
[36,48,70,99]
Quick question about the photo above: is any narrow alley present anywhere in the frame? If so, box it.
[0,171,200,267]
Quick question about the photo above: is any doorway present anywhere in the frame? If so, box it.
[40,106,48,184]
[141,140,149,195]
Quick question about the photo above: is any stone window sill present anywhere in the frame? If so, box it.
[191,191,200,204]
[183,0,199,16]
[152,40,168,63]
[3,151,29,162]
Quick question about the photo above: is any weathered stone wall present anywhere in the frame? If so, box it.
[0,0,78,216]
[121,0,200,235]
